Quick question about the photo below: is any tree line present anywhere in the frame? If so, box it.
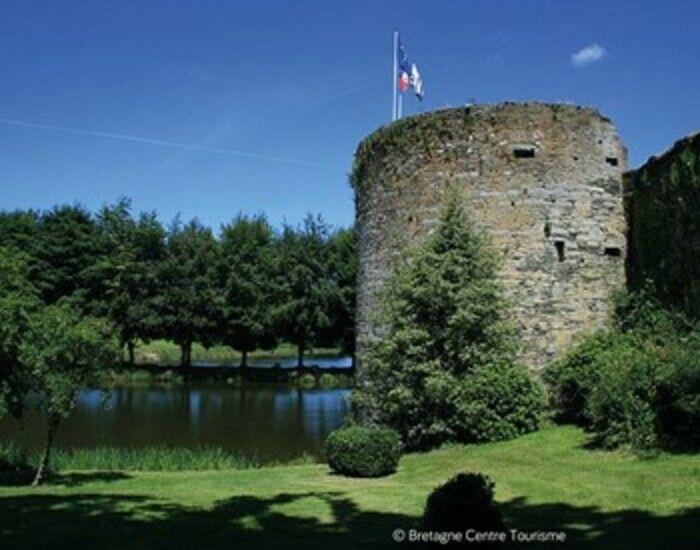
[0,198,357,369]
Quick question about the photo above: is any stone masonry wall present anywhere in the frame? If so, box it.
[624,133,700,319]
[353,102,628,369]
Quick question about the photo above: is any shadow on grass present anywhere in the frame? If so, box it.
[0,490,418,548]
[0,490,698,548]
[0,470,131,487]
[501,497,700,547]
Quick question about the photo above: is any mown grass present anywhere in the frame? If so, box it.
[134,340,342,365]
[1,426,698,548]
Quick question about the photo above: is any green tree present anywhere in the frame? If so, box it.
[273,215,339,368]
[0,247,40,419]
[159,219,221,369]
[325,226,357,362]
[125,212,170,358]
[0,210,40,274]
[86,200,168,364]
[353,196,544,450]
[33,205,100,305]
[218,214,277,367]
[19,302,118,486]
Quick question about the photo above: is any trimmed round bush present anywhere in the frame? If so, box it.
[423,473,506,534]
[325,426,401,477]
[453,363,546,443]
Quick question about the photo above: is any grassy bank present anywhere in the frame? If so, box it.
[133,340,342,366]
[1,444,317,478]
[1,426,698,548]
[100,367,355,388]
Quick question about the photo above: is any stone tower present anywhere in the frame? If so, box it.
[353,102,627,368]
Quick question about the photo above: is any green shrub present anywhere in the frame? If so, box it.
[586,342,663,450]
[325,426,401,477]
[656,339,700,449]
[545,289,700,451]
[423,473,506,535]
[297,373,316,389]
[612,284,695,340]
[544,332,620,425]
[453,363,546,443]
[0,441,30,473]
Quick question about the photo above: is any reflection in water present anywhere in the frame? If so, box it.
[195,356,353,369]
[0,384,351,461]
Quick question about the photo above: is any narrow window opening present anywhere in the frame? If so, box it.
[605,157,619,167]
[555,241,565,262]
[513,146,535,159]
[604,247,621,258]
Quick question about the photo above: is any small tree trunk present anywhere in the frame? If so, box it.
[297,345,304,369]
[32,415,59,487]
[180,341,192,370]
[240,349,248,369]
[127,341,136,366]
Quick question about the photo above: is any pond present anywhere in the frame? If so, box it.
[0,383,352,462]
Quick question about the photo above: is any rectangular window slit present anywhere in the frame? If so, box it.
[513,147,535,159]
[604,247,621,257]
[605,157,619,167]
[555,241,565,262]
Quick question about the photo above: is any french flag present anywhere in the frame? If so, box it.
[397,38,424,100]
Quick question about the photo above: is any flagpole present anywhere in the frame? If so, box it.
[398,92,403,119]
[392,30,398,121]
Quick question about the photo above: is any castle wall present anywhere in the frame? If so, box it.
[624,133,700,319]
[354,103,627,368]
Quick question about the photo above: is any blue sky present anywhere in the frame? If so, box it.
[1,0,698,231]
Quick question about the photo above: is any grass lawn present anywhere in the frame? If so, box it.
[1,426,698,548]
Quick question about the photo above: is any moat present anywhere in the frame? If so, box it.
[0,383,352,462]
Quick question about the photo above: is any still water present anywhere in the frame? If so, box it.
[193,356,353,369]
[0,384,351,461]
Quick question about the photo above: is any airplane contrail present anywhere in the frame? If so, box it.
[0,117,323,168]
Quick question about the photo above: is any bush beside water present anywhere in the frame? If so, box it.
[325,426,401,477]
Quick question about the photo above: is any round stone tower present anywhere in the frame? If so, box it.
[353,102,627,368]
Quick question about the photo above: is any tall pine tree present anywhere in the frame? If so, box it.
[354,196,544,450]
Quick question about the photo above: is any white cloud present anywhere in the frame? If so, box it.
[571,43,606,67]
